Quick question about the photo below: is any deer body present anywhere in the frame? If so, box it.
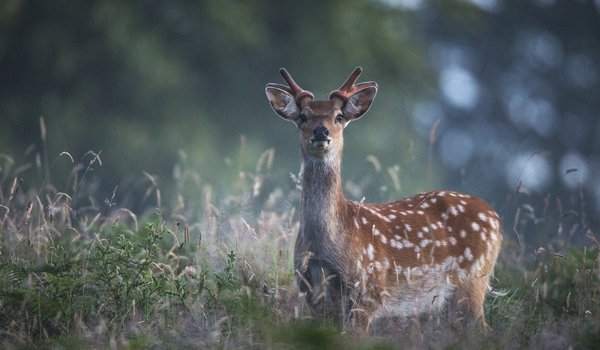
[266,67,502,330]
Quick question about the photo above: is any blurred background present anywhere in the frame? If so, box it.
[1,0,599,236]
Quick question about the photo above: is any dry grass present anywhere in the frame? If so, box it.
[1,135,599,349]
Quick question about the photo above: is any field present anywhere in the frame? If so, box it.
[1,145,599,349]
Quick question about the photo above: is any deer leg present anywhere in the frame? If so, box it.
[345,306,372,335]
[455,276,491,332]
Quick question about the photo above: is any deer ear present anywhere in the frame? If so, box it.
[265,86,300,121]
[342,86,377,120]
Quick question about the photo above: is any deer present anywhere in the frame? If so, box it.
[265,67,502,332]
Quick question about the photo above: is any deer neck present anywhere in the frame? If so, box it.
[300,153,347,251]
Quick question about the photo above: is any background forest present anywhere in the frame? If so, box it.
[1,0,599,348]
[2,0,599,223]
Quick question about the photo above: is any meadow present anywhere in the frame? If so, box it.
[1,138,599,349]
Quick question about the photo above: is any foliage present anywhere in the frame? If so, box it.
[1,146,600,349]
[0,0,431,210]
[0,214,204,340]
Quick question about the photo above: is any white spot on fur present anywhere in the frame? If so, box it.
[365,206,392,223]
[390,239,404,249]
[367,244,375,261]
[450,206,458,216]
[464,247,473,261]
[471,222,480,231]
[490,218,499,230]
[380,234,388,244]
[478,212,487,222]
[383,258,390,269]
[460,230,467,238]
[372,226,381,236]
[449,237,457,245]
[402,239,415,248]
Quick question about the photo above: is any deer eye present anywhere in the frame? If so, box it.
[335,114,345,124]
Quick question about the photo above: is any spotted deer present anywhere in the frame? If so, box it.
[265,67,502,331]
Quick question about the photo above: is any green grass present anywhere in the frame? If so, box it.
[1,147,599,349]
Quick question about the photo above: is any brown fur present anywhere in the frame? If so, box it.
[266,68,502,331]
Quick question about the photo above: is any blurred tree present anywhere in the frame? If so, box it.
[0,0,431,210]
[411,0,600,231]
[1,0,598,234]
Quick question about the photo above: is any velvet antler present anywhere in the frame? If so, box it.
[265,68,314,106]
[329,66,378,103]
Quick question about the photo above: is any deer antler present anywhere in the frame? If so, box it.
[329,66,378,103]
[266,68,314,106]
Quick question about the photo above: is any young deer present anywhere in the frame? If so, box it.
[265,67,502,331]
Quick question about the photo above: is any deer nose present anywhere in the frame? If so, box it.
[312,125,329,140]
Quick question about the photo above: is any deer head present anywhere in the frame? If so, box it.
[266,67,378,159]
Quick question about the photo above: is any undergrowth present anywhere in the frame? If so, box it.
[1,142,599,349]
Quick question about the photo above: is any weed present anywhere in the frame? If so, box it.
[1,141,600,348]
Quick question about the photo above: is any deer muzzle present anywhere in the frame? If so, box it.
[310,125,331,148]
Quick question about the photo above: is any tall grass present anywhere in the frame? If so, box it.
[1,132,599,349]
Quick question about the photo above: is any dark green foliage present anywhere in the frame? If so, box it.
[274,322,344,350]
[86,218,198,327]
[0,215,206,340]
[215,250,240,293]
